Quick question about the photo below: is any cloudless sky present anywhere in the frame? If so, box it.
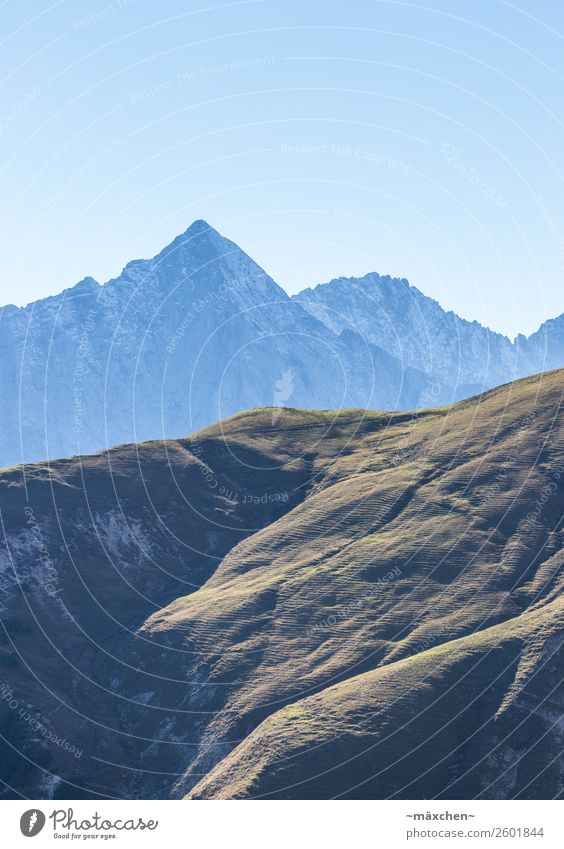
[1,0,563,337]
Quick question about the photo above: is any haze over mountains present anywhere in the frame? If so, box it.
[0,220,563,468]
[296,272,563,391]
[0,369,562,799]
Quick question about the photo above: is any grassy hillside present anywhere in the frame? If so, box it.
[188,596,564,799]
[0,369,562,799]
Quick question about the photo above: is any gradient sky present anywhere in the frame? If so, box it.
[1,0,563,337]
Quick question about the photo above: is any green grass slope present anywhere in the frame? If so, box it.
[144,369,563,799]
[188,595,564,799]
[0,369,562,799]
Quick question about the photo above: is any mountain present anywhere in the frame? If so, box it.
[0,222,433,469]
[1,222,562,469]
[294,271,564,395]
[0,368,562,799]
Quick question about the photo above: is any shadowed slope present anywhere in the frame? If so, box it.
[142,370,564,799]
[0,369,562,799]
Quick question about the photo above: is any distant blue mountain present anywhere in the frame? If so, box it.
[0,221,562,467]
[294,272,563,393]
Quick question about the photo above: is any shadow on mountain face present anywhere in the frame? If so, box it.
[0,369,562,799]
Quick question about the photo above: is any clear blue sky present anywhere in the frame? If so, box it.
[1,0,563,337]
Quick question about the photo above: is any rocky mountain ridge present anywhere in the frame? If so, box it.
[0,220,562,468]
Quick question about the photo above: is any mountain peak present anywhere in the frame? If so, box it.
[178,218,224,246]
[154,219,227,265]
[73,275,100,292]
[184,218,214,235]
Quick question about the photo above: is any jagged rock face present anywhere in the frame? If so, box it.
[2,222,562,469]
[294,272,564,393]
[0,370,562,799]
[0,222,431,469]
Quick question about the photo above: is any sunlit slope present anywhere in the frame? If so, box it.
[0,369,562,799]
[140,369,564,798]
[189,594,564,799]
